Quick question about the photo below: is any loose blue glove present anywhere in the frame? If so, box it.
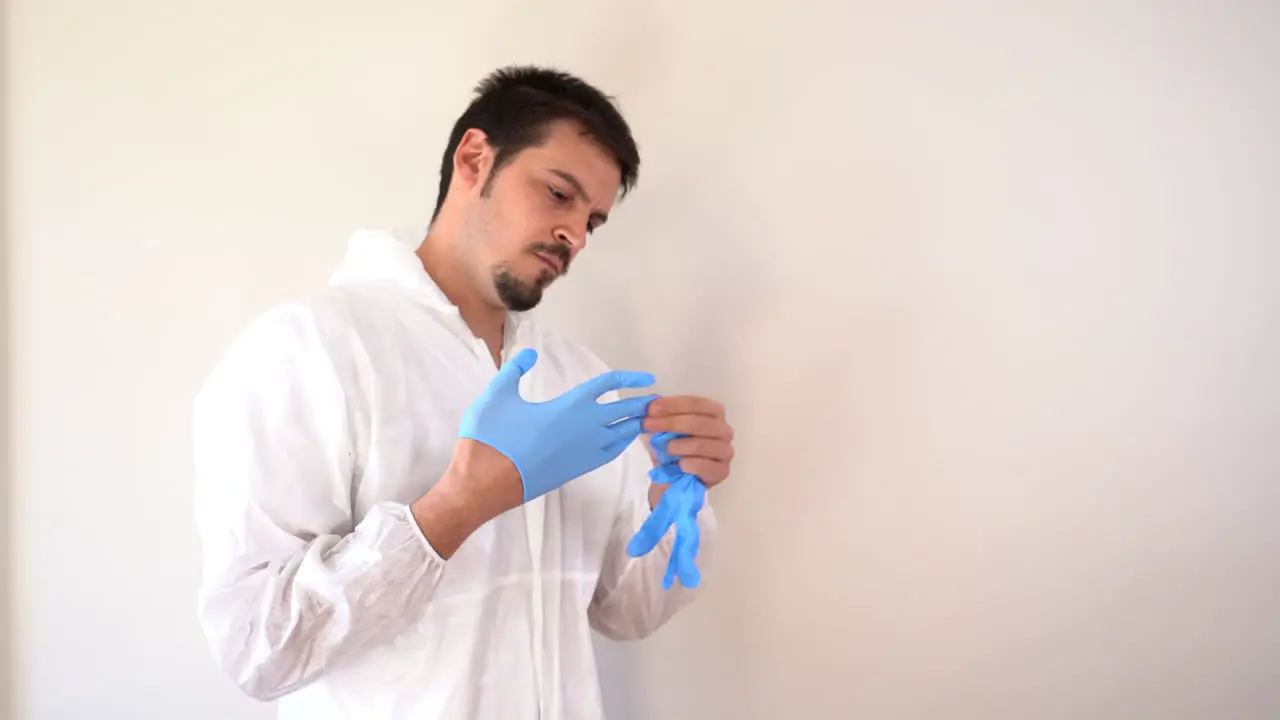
[625,431,707,589]
[459,348,658,503]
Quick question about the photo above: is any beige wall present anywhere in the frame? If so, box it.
[6,1,1280,718]
[1,0,10,716]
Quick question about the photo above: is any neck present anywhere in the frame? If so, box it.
[416,223,507,355]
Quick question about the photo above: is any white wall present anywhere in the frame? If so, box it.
[6,1,1280,718]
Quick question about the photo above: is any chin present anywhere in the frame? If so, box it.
[501,293,543,313]
[493,271,547,312]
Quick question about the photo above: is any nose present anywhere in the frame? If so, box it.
[553,226,585,253]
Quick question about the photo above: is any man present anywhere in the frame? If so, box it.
[192,66,735,719]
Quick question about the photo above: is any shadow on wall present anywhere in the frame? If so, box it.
[580,70,786,720]
[584,168,771,718]
[555,5,884,715]
[571,15,925,713]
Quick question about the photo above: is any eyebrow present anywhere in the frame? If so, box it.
[550,168,609,227]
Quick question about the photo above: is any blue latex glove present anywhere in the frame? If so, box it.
[625,431,707,589]
[459,348,658,503]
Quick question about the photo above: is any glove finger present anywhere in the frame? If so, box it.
[648,431,683,462]
[648,461,683,485]
[667,500,698,589]
[659,484,693,588]
[673,506,701,588]
[572,369,656,400]
[600,434,641,462]
[626,486,678,557]
[656,432,697,467]
[665,480,701,587]
[663,533,682,590]
[600,417,645,457]
[596,394,658,424]
[492,348,538,387]
[672,472,699,495]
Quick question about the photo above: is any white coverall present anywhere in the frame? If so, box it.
[192,228,716,719]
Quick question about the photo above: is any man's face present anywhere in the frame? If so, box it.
[458,120,622,311]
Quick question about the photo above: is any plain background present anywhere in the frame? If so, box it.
[5,1,1280,718]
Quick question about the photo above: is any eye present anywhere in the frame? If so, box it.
[548,186,570,203]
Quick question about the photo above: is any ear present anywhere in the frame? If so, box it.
[452,128,493,192]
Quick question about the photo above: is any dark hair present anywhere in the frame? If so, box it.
[430,65,640,223]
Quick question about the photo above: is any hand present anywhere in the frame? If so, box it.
[457,348,658,506]
[626,395,734,590]
[641,395,735,490]
[626,431,709,588]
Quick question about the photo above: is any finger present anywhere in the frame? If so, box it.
[665,436,735,462]
[600,417,644,454]
[626,513,666,558]
[677,457,729,486]
[647,395,724,418]
[647,431,684,463]
[676,481,706,587]
[675,512,701,588]
[648,462,683,485]
[643,414,733,440]
[573,369,656,400]
[595,394,658,423]
[493,348,538,386]
[667,483,700,587]
[663,536,680,590]
[600,433,641,460]
[626,489,677,557]
[663,483,689,554]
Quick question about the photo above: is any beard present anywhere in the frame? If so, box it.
[492,242,571,312]
[493,268,546,312]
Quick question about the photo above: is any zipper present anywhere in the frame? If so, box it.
[477,328,547,718]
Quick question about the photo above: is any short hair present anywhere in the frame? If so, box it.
[430,65,640,222]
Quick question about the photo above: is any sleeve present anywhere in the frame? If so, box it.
[191,302,448,701]
[586,439,719,641]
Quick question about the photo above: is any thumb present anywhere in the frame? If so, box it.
[492,348,538,388]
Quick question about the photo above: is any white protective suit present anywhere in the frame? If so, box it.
[192,228,716,719]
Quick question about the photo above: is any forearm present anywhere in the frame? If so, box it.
[198,501,447,701]
[413,438,523,558]
[199,442,520,701]
[589,485,718,641]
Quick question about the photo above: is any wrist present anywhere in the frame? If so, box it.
[446,438,524,518]
[411,440,522,559]
[411,481,482,560]
[648,482,670,510]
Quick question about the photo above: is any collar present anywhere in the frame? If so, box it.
[329,227,535,330]
[329,227,454,308]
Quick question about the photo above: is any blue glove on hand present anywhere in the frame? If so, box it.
[625,431,707,589]
[459,348,658,503]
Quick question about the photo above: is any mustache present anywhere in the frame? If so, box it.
[528,243,571,272]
